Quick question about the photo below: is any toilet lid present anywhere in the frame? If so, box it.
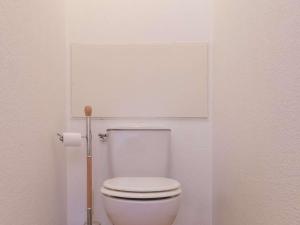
[101,186,181,199]
[103,177,181,193]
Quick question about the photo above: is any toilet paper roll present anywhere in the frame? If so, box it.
[63,132,82,147]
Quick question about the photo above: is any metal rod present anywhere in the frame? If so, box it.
[87,208,92,225]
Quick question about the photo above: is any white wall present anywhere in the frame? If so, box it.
[0,1,67,225]
[212,1,300,225]
[66,1,212,225]
[67,0,210,44]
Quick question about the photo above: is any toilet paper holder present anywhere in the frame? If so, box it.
[57,106,100,225]
[57,133,86,142]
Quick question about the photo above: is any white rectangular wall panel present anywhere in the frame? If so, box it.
[71,43,208,117]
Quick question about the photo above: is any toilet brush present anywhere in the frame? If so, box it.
[84,106,100,225]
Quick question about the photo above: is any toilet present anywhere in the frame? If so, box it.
[101,128,181,225]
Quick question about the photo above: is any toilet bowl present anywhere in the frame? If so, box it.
[101,177,181,225]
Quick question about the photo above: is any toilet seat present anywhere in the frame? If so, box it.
[101,177,182,199]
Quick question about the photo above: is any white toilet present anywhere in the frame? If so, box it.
[101,128,182,225]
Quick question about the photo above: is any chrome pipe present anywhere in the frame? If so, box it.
[86,116,92,157]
